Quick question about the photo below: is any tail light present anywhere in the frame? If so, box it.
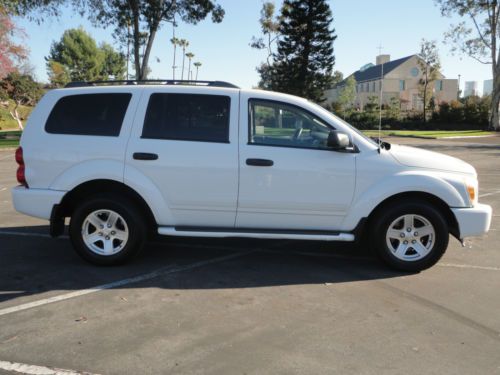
[15,146,28,187]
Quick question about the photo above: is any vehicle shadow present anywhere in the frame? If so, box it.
[0,225,410,304]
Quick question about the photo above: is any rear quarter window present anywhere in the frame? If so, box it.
[45,93,132,136]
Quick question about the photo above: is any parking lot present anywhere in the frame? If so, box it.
[0,137,499,375]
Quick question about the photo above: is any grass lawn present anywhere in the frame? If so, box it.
[0,101,33,131]
[0,130,21,149]
[362,130,496,139]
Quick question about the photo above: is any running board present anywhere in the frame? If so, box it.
[157,226,355,242]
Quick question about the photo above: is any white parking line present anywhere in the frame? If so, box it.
[0,251,252,318]
[0,360,99,375]
[0,153,13,161]
[479,190,500,198]
[437,263,500,271]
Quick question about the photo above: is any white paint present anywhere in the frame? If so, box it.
[479,190,500,198]
[0,153,14,161]
[0,251,252,318]
[438,263,500,272]
[0,360,99,375]
[158,226,355,242]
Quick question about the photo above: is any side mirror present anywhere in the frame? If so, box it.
[327,130,351,150]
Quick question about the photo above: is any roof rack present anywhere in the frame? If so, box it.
[64,79,240,89]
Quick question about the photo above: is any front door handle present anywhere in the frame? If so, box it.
[246,158,274,167]
[133,152,158,161]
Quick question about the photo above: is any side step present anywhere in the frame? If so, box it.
[158,226,355,242]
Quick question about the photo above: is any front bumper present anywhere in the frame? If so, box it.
[451,203,492,239]
[12,186,66,220]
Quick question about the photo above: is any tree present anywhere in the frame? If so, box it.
[178,39,189,80]
[0,8,27,78]
[387,97,401,120]
[417,39,441,123]
[100,42,126,79]
[260,0,337,102]
[47,28,104,82]
[185,52,194,80]
[170,36,179,79]
[1,0,63,18]
[46,28,125,86]
[336,75,356,117]
[193,61,201,80]
[331,70,343,86]
[250,1,281,65]
[47,60,70,87]
[436,0,500,130]
[0,72,42,130]
[84,0,224,80]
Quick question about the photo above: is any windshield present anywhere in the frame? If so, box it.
[308,102,379,147]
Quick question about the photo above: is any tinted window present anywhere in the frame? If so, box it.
[249,100,332,150]
[45,93,131,136]
[142,93,230,143]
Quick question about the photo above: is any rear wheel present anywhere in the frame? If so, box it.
[370,201,449,272]
[69,194,146,265]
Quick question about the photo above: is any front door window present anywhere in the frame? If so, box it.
[249,100,332,150]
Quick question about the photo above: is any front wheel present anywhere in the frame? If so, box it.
[370,201,449,272]
[69,194,146,266]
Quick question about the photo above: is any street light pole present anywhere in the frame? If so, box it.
[457,74,461,100]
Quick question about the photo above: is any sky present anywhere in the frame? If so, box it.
[14,0,493,95]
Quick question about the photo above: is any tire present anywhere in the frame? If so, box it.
[69,193,147,266]
[370,200,449,272]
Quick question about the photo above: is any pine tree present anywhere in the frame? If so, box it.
[263,0,336,102]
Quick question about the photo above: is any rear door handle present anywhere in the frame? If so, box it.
[246,158,274,167]
[133,152,158,161]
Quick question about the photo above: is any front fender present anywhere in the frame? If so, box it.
[340,171,468,231]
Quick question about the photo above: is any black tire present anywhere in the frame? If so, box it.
[370,200,449,272]
[69,193,146,266]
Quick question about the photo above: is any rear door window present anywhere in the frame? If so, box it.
[45,93,132,136]
[141,93,230,143]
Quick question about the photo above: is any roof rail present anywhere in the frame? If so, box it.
[64,80,240,89]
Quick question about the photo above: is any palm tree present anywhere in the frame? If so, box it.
[185,52,194,81]
[170,37,180,80]
[178,39,189,80]
[194,62,202,81]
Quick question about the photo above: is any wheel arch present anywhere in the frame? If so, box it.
[366,191,459,239]
[56,179,157,234]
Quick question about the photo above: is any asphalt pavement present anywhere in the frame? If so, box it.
[0,136,499,375]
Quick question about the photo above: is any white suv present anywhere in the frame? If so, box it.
[12,80,492,271]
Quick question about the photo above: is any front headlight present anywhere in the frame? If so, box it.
[465,178,478,206]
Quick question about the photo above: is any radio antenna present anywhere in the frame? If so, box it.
[377,44,384,153]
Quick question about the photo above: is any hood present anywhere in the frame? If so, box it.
[389,144,476,175]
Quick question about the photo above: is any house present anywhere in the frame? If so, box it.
[325,54,458,111]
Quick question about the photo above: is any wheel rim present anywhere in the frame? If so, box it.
[81,209,129,256]
[385,214,435,262]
